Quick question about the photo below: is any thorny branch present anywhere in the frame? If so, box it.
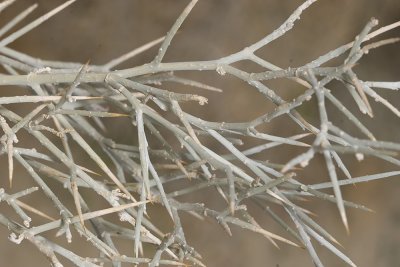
[0,0,399,266]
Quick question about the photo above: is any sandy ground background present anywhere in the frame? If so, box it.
[0,0,400,266]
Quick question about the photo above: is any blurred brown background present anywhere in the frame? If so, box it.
[1,0,400,266]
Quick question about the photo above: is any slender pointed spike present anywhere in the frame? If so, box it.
[148,159,174,221]
[331,151,352,180]
[175,160,190,178]
[363,85,400,118]
[325,90,375,141]
[54,60,91,110]
[7,141,13,187]
[171,100,201,145]
[0,115,16,187]
[310,171,400,189]
[263,205,304,245]
[11,104,47,134]
[75,200,149,223]
[15,200,55,221]
[0,0,77,47]
[0,0,15,14]
[136,108,151,197]
[277,200,342,248]
[281,148,315,173]
[105,36,165,69]
[362,37,400,53]
[225,216,300,247]
[226,168,236,215]
[71,180,85,229]
[347,18,379,60]
[168,75,223,92]
[55,109,129,118]
[0,4,38,38]
[134,186,146,258]
[240,209,279,248]
[304,225,356,267]
[246,0,318,53]
[153,0,198,64]
[347,71,373,117]
[286,208,324,267]
[324,150,349,234]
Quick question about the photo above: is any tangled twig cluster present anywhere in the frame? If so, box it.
[0,0,399,266]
